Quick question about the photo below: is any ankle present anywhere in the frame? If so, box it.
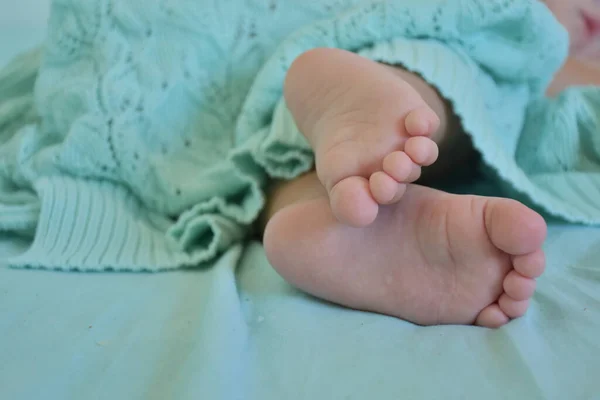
[258,171,326,237]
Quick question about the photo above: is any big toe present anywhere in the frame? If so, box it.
[484,199,547,256]
[330,176,379,227]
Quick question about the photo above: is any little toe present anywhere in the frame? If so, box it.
[498,294,530,319]
[513,249,546,278]
[405,136,439,166]
[329,176,379,227]
[404,106,440,137]
[370,172,407,205]
[503,270,536,301]
[475,304,510,328]
[383,151,422,183]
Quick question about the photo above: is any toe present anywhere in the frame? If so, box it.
[370,172,407,204]
[329,176,378,227]
[405,164,422,183]
[475,304,510,328]
[383,151,416,182]
[513,249,545,278]
[484,199,548,256]
[498,294,530,319]
[404,106,440,137]
[503,270,536,301]
[405,137,439,166]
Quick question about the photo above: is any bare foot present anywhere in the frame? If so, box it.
[285,48,441,227]
[264,180,547,328]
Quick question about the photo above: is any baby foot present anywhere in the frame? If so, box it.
[285,48,440,227]
[264,182,547,328]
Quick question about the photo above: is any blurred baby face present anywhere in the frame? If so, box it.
[543,0,600,60]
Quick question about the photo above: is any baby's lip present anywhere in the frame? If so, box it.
[581,11,600,42]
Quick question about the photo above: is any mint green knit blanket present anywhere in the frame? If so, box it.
[1,0,599,271]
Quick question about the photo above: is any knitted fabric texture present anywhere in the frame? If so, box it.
[0,0,598,271]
